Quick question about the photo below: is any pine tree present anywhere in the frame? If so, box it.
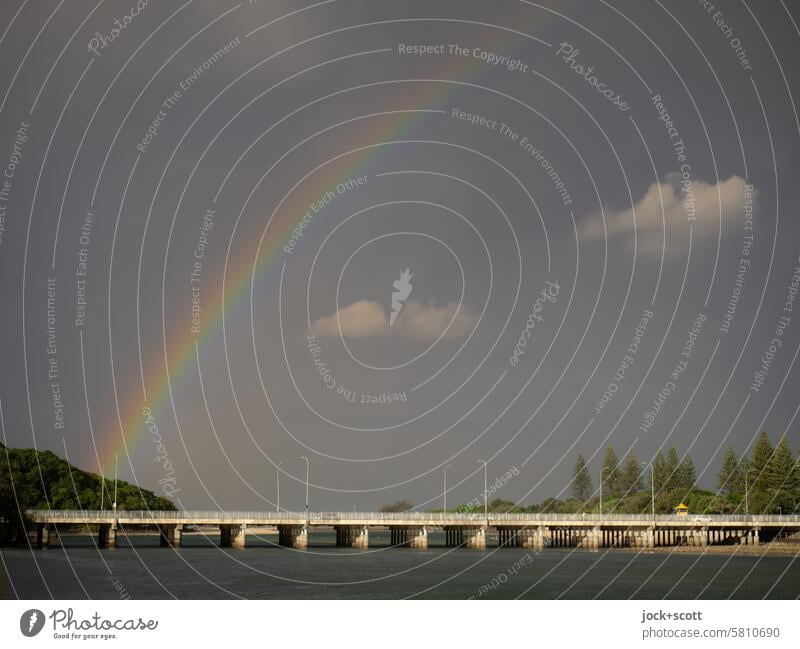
[571,454,593,500]
[749,431,774,491]
[619,452,644,494]
[676,455,696,489]
[665,447,680,491]
[601,446,621,496]
[652,452,669,492]
[717,446,743,495]
[768,434,797,492]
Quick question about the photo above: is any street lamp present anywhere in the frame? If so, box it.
[276,462,282,512]
[479,460,488,521]
[599,472,603,516]
[112,453,118,514]
[643,462,655,526]
[443,464,451,513]
[300,456,309,522]
[744,468,757,518]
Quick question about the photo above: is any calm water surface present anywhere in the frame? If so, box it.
[2,532,798,599]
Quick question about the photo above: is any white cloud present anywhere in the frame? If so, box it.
[309,300,387,338]
[309,300,477,341]
[581,174,754,254]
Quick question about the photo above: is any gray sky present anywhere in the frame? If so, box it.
[1,0,798,511]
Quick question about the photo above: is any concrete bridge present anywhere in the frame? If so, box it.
[27,510,800,550]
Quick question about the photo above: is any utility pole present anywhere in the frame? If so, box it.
[301,456,309,523]
[443,464,451,513]
[276,462,282,512]
[479,460,488,522]
[112,453,118,514]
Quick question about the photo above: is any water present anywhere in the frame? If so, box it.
[2,532,798,599]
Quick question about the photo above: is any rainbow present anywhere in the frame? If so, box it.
[99,6,573,474]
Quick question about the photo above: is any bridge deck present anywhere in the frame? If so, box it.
[26,510,800,528]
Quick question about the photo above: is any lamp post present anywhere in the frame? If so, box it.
[599,472,603,516]
[443,464,451,513]
[112,453,118,514]
[643,462,655,526]
[300,456,309,523]
[479,460,488,521]
[744,468,756,518]
[276,462,282,513]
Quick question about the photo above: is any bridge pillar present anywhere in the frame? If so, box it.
[98,524,117,548]
[173,524,182,547]
[159,525,178,547]
[444,527,463,547]
[408,526,428,549]
[462,526,486,549]
[278,525,308,548]
[231,524,246,549]
[36,523,50,548]
[509,527,542,549]
[335,525,368,548]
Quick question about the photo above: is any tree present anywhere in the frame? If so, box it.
[749,431,774,491]
[665,447,681,491]
[652,452,669,492]
[571,454,593,500]
[767,433,797,493]
[676,455,696,489]
[618,452,643,495]
[601,447,621,496]
[717,446,743,495]
[378,500,414,512]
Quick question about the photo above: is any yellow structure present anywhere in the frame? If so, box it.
[675,502,689,516]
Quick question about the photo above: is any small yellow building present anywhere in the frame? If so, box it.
[674,502,689,516]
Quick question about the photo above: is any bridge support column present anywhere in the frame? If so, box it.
[230,524,246,549]
[335,526,368,548]
[278,525,307,548]
[407,526,428,549]
[160,525,178,547]
[173,524,182,547]
[646,527,655,549]
[98,524,117,548]
[462,526,486,549]
[37,523,50,548]
[391,527,405,547]
[444,527,463,547]
[510,527,542,549]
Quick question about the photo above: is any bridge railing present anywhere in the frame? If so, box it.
[25,510,800,524]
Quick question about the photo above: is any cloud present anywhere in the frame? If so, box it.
[309,300,387,338]
[581,174,754,254]
[309,300,477,341]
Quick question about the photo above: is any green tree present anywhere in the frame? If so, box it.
[767,433,797,493]
[749,431,774,491]
[378,500,414,512]
[618,452,643,495]
[571,454,593,500]
[717,446,743,495]
[652,452,669,492]
[676,455,696,489]
[601,446,621,497]
[665,447,680,491]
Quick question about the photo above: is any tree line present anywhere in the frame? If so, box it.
[568,432,799,515]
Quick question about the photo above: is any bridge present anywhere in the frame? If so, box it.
[27,510,800,550]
